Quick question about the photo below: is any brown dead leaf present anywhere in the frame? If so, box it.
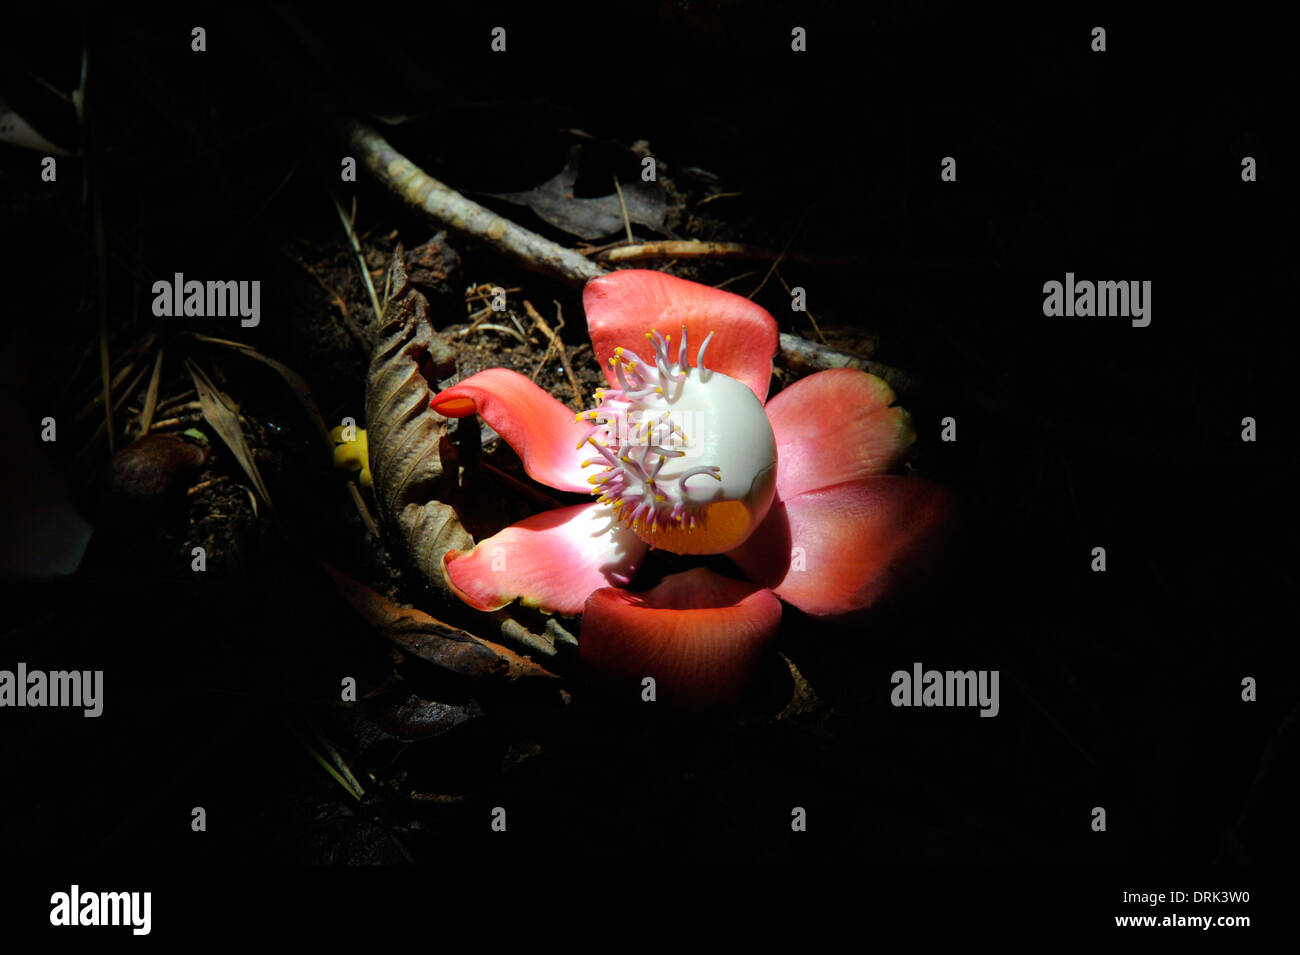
[366,687,483,741]
[0,99,74,155]
[365,248,473,592]
[185,359,274,513]
[325,565,558,682]
[485,146,667,241]
[188,335,333,447]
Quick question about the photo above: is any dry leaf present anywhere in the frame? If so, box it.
[188,335,334,447]
[185,359,274,512]
[485,146,667,240]
[326,566,558,682]
[0,100,73,156]
[365,247,472,593]
[365,687,483,741]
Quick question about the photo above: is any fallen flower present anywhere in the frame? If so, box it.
[429,270,950,706]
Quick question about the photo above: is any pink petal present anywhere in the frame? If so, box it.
[443,502,648,615]
[582,270,779,402]
[764,368,916,500]
[429,368,590,493]
[728,477,951,617]
[579,567,782,708]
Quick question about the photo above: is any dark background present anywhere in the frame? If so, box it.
[1,2,1295,878]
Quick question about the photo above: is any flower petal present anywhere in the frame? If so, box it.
[429,368,590,493]
[728,476,951,617]
[579,567,782,708]
[764,368,916,500]
[443,502,648,615]
[583,269,779,402]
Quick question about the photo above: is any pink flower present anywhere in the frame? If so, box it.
[429,270,950,707]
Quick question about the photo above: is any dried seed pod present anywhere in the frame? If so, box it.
[107,433,209,501]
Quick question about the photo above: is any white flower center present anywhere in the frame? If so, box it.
[576,327,777,555]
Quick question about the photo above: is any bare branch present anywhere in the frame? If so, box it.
[344,120,606,287]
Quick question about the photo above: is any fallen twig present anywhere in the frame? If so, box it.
[342,120,917,400]
[599,240,754,264]
[523,300,584,408]
[712,270,759,291]
[465,323,526,344]
[595,240,864,268]
[344,120,606,286]
[149,412,205,432]
[776,270,828,346]
[749,212,805,300]
[776,333,913,394]
[187,476,230,496]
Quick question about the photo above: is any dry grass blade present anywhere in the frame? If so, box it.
[287,723,362,801]
[186,334,379,536]
[78,361,151,466]
[95,201,114,452]
[74,358,136,423]
[188,334,331,446]
[135,349,165,435]
[184,359,275,513]
[310,723,366,797]
[332,193,385,325]
[612,176,634,243]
